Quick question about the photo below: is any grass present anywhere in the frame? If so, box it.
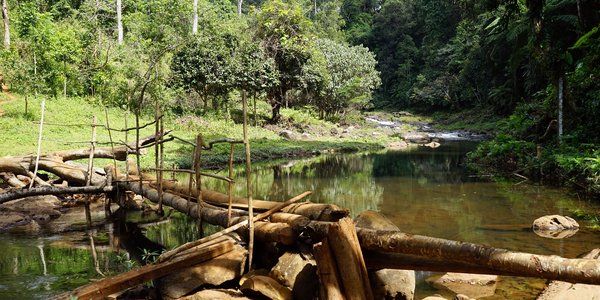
[0,93,385,171]
[431,108,502,134]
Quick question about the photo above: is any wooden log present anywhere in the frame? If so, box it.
[313,239,345,300]
[328,217,374,300]
[53,239,235,300]
[538,249,600,300]
[0,156,105,186]
[357,228,600,285]
[0,185,115,204]
[143,173,348,221]
[0,172,26,188]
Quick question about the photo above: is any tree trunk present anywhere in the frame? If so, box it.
[237,0,242,16]
[192,0,198,35]
[116,0,123,44]
[2,0,9,48]
[558,75,564,144]
[63,60,67,98]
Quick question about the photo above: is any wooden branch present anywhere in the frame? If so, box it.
[0,185,115,204]
[54,239,234,300]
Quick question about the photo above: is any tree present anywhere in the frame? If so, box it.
[2,0,9,48]
[307,38,380,119]
[253,0,314,123]
[117,0,122,44]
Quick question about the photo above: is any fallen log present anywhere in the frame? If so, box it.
[0,185,115,204]
[53,239,235,300]
[142,173,348,221]
[537,249,600,299]
[357,228,600,285]
[313,239,345,300]
[121,179,600,285]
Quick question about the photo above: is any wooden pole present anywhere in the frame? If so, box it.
[242,90,254,269]
[29,99,45,188]
[227,143,234,226]
[84,116,97,227]
[194,134,203,226]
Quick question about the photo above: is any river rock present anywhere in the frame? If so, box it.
[270,251,318,300]
[370,268,416,300]
[159,244,248,299]
[279,130,296,140]
[0,195,62,223]
[403,132,432,144]
[387,141,409,150]
[0,210,34,232]
[424,141,441,148]
[426,273,497,299]
[421,295,448,300]
[533,215,579,232]
[240,275,293,300]
[180,289,251,300]
[355,210,400,231]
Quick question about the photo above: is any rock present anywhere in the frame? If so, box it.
[279,130,296,140]
[180,289,251,300]
[533,215,579,232]
[370,269,416,300]
[270,251,318,300]
[330,128,339,135]
[426,273,497,299]
[387,141,409,150]
[423,141,441,148]
[454,294,475,300]
[0,195,62,223]
[403,132,432,144]
[355,210,400,231]
[421,295,448,300]
[301,133,311,139]
[0,210,33,231]
[159,244,247,299]
[342,126,355,133]
[240,275,293,300]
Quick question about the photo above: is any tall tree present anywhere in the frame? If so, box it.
[116,0,122,44]
[193,0,198,34]
[237,0,243,16]
[2,0,9,48]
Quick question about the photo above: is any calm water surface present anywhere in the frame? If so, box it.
[1,141,600,299]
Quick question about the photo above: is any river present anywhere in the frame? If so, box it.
[1,141,600,299]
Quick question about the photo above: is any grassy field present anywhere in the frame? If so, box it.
[0,94,385,170]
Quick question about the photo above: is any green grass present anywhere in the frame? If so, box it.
[431,108,501,134]
[0,94,384,170]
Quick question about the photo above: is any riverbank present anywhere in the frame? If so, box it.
[0,94,487,171]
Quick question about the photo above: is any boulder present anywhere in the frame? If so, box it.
[270,251,318,300]
[423,141,441,148]
[355,210,400,231]
[180,289,251,300]
[0,195,62,223]
[387,141,409,150]
[426,273,497,299]
[159,244,247,299]
[240,275,292,300]
[370,268,415,300]
[532,215,579,237]
[421,295,448,300]
[403,132,432,144]
[279,130,296,140]
[0,210,34,232]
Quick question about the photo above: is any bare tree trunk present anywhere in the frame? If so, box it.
[116,0,123,44]
[2,0,9,48]
[192,0,198,35]
[237,0,242,16]
[558,76,564,144]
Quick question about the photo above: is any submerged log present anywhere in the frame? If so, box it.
[55,239,235,300]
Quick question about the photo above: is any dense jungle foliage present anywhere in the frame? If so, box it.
[1,0,600,195]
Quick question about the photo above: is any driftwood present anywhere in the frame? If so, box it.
[53,239,235,300]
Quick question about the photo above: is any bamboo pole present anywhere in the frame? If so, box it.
[84,116,97,227]
[29,99,46,188]
[194,134,203,225]
[242,90,254,269]
[228,143,234,226]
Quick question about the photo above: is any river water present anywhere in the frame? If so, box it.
[2,141,600,299]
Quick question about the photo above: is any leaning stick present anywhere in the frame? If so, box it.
[29,99,46,188]
[157,190,312,263]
